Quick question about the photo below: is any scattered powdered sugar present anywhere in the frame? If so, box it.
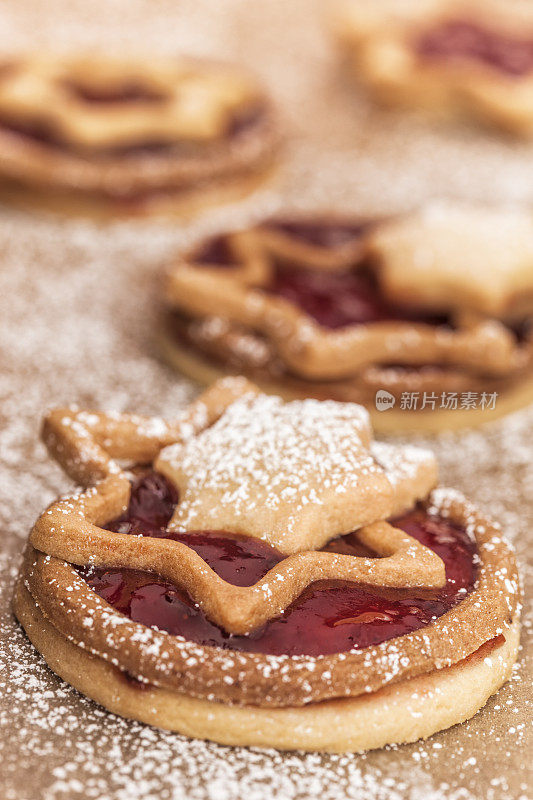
[0,0,532,798]
[371,441,436,489]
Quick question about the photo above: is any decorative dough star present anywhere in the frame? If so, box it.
[371,202,533,318]
[157,393,425,553]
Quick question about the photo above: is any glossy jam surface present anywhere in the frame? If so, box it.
[417,19,533,77]
[269,264,449,330]
[105,472,283,586]
[82,472,479,657]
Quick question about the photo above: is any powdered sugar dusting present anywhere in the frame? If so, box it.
[371,440,436,488]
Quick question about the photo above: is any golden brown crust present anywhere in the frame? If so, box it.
[0,56,262,149]
[15,378,520,708]
[13,579,520,751]
[153,389,436,553]
[28,521,445,638]
[333,0,533,136]
[0,55,281,201]
[160,312,525,396]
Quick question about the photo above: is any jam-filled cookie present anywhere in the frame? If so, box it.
[333,0,533,135]
[159,203,533,432]
[14,378,520,751]
[0,55,280,216]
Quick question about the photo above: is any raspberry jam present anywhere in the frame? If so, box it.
[268,264,450,330]
[106,473,282,586]
[417,19,533,77]
[81,472,479,657]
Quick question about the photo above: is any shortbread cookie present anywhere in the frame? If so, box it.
[334,0,533,135]
[0,55,280,216]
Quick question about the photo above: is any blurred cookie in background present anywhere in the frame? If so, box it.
[0,55,281,217]
[332,0,533,136]
[159,203,533,432]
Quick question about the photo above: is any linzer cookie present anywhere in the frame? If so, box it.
[14,378,520,751]
[0,55,280,216]
[159,204,533,431]
[333,0,533,135]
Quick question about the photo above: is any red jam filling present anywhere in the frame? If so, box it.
[106,473,282,586]
[268,263,450,330]
[81,472,478,657]
[417,19,533,77]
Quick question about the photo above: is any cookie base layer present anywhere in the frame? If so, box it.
[157,330,533,433]
[0,163,278,220]
[13,581,520,752]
